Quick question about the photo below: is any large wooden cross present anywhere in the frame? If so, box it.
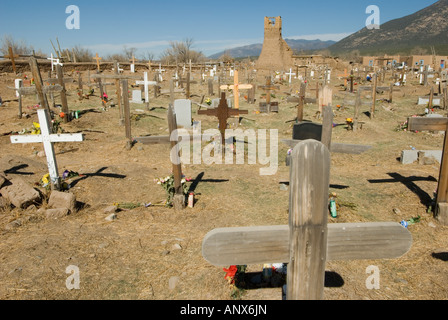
[134,106,186,210]
[93,53,102,72]
[407,116,448,225]
[202,139,412,300]
[9,108,84,190]
[219,70,253,110]
[198,92,248,144]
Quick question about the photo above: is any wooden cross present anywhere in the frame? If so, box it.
[337,68,349,87]
[178,72,197,99]
[259,76,280,112]
[134,106,186,210]
[4,46,19,74]
[219,70,253,110]
[93,53,102,72]
[198,92,248,144]
[407,116,448,225]
[202,139,412,300]
[136,72,157,103]
[9,108,84,190]
[29,56,50,112]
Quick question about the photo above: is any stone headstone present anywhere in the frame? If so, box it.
[0,177,41,209]
[132,90,143,104]
[418,97,441,106]
[174,99,192,129]
[211,98,232,109]
[292,122,323,141]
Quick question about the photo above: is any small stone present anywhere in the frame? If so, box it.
[172,243,182,250]
[5,219,22,230]
[169,276,180,290]
[105,213,117,221]
[393,208,401,215]
[48,191,76,214]
[37,151,45,158]
[103,205,118,214]
[428,221,437,228]
[279,183,288,191]
[45,208,69,219]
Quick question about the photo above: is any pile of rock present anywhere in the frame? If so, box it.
[0,173,77,220]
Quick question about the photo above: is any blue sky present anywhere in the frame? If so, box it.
[0,0,439,59]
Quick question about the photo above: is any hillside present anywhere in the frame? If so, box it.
[329,0,448,55]
[208,39,335,59]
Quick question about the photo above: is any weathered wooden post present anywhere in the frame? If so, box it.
[287,140,330,300]
[29,57,49,112]
[121,79,132,150]
[370,73,377,119]
[56,64,69,123]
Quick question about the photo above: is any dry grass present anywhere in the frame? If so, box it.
[0,65,447,300]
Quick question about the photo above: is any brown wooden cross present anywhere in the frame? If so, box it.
[202,139,412,300]
[93,53,102,72]
[198,92,248,144]
[407,116,448,225]
[259,76,280,112]
[219,70,253,110]
[337,68,349,87]
[134,106,187,210]
[4,47,19,74]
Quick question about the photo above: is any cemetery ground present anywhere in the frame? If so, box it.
[0,67,447,300]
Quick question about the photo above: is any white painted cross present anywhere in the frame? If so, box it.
[286,68,296,84]
[10,108,84,190]
[47,54,63,72]
[158,63,165,82]
[136,72,157,103]
[113,63,124,74]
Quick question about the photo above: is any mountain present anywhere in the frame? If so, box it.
[329,0,448,55]
[208,39,336,59]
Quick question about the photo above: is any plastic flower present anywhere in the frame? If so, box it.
[223,266,238,283]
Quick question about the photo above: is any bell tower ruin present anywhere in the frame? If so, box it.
[256,17,295,73]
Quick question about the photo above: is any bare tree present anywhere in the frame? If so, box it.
[1,35,45,56]
[160,38,205,64]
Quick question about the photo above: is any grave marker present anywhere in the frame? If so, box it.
[136,72,157,103]
[135,106,186,210]
[93,53,102,72]
[407,116,448,225]
[174,99,192,129]
[4,46,19,74]
[10,109,84,190]
[202,140,412,300]
[198,92,248,144]
[219,70,253,110]
[259,76,280,113]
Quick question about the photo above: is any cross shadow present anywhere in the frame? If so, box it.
[431,252,448,261]
[235,270,344,290]
[69,167,126,188]
[368,173,437,207]
[278,181,349,190]
[4,164,34,176]
[188,172,229,194]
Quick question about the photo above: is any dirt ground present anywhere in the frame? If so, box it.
[0,63,447,301]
